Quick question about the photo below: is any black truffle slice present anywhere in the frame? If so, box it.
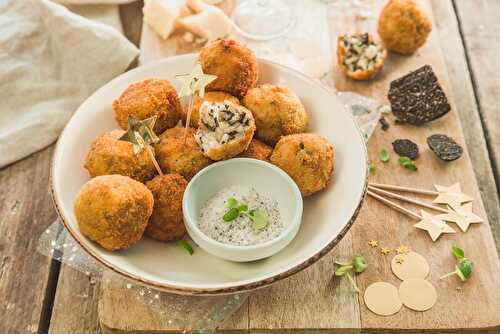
[388,65,450,125]
[392,139,419,160]
[427,134,463,161]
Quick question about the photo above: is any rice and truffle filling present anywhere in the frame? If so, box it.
[337,32,386,80]
[195,101,255,160]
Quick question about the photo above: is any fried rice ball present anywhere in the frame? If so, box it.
[195,101,256,160]
[243,84,308,146]
[84,130,157,183]
[271,134,334,197]
[113,79,182,134]
[237,138,272,161]
[199,39,258,98]
[145,174,188,242]
[155,127,212,180]
[182,91,240,128]
[378,0,432,55]
[74,175,153,251]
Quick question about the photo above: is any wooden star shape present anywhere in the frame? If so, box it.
[176,63,217,99]
[414,210,456,242]
[433,183,473,207]
[119,115,160,154]
[380,247,391,255]
[395,245,410,255]
[436,202,483,232]
[394,255,405,264]
[368,239,378,248]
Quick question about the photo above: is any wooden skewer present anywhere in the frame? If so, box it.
[367,190,422,221]
[368,182,439,196]
[183,96,195,144]
[368,186,448,213]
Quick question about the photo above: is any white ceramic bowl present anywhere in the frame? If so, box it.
[183,158,303,262]
[51,54,367,294]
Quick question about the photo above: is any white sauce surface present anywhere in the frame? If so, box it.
[198,185,284,246]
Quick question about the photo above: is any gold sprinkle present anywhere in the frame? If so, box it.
[395,245,410,255]
[380,247,391,255]
[368,239,378,248]
[394,255,405,264]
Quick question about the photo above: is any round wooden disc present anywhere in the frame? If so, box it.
[399,279,437,311]
[364,282,402,316]
[391,251,430,280]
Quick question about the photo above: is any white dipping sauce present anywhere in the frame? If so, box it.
[198,185,284,246]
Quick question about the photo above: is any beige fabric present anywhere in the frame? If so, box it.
[0,0,139,167]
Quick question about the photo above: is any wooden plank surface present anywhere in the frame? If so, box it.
[341,0,500,330]
[452,0,500,242]
[98,0,500,332]
[0,1,498,334]
[0,147,58,334]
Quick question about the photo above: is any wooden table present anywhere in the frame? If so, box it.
[1,1,499,333]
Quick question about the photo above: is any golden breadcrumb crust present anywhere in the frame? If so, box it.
[145,174,188,242]
[113,79,182,134]
[237,138,273,161]
[243,84,308,146]
[199,39,258,98]
[271,133,334,197]
[84,129,157,183]
[155,127,212,180]
[377,0,432,55]
[74,175,153,251]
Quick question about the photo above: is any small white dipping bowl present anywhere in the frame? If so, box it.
[183,158,303,262]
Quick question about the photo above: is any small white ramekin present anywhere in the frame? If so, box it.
[183,158,303,262]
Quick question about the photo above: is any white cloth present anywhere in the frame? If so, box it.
[0,0,139,167]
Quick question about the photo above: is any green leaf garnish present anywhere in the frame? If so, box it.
[227,197,238,208]
[369,164,376,175]
[456,259,472,281]
[176,240,194,255]
[352,255,368,273]
[238,204,248,212]
[223,207,240,222]
[249,209,268,231]
[379,149,390,163]
[334,255,367,293]
[440,246,473,281]
[452,246,465,259]
[335,265,353,276]
[398,156,417,171]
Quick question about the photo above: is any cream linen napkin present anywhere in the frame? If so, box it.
[0,0,139,168]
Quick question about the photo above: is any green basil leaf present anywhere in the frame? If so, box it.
[352,255,368,273]
[452,246,465,259]
[369,164,376,175]
[457,259,472,281]
[379,149,390,163]
[249,209,268,231]
[335,265,353,276]
[176,240,194,255]
[223,207,240,222]
[238,204,248,212]
[227,197,238,209]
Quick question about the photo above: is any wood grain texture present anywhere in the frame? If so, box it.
[328,0,500,330]
[0,147,58,334]
[98,0,500,332]
[48,266,102,334]
[452,0,500,242]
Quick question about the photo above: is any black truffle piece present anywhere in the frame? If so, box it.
[392,139,419,160]
[388,65,450,125]
[427,134,463,161]
[379,116,390,131]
